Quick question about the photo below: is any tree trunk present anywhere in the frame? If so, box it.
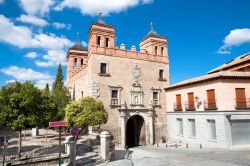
[18,130,22,158]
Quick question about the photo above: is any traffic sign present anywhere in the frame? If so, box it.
[49,121,66,127]
[71,127,80,137]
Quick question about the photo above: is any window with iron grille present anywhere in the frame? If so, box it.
[111,90,118,106]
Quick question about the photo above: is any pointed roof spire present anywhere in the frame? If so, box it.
[148,22,157,35]
[70,32,87,51]
[98,12,105,24]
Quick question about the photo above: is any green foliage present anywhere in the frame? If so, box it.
[52,64,70,120]
[65,97,108,129]
[0,81,59,130]
[44,83,50,95]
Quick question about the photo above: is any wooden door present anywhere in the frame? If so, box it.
[188,92,195,110]
[207,89,216,109]
[235,88,246,108]
[176,94,182,110]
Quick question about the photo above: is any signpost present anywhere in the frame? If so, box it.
[71,127,80,138]
[49,121,66,166]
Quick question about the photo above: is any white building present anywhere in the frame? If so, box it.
[165,52,250,148]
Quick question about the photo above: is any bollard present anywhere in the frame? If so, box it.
[100,131,111,161]
[166,143,168,148]
[175,144,177,148]
[186,144,188,148]
[200,144,202,149]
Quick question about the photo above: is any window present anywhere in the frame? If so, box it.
[111,90,118,106]
[153,91,159,105]
[174,94,182,111]
[177,118,183,136]
[97,36,101,46]
[155,46,158,55]
[159,69,164,80]
[235,88,247,109]
[207,120,216,141]
[105,37,109,47]
[205,89,217,110]
[100,63,107,74]
[74,58,77,67]
[161,47,164,55]
[188,119,196,138]
[81,58,83,66]
[186,92,195,111]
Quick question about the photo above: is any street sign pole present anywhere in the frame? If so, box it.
[59,126,61,166]
[2,136,7,166]
[48,121,66,166]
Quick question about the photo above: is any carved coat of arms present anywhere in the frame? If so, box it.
[132,64,141,80]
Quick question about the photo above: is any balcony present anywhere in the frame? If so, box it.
[204,99,217,110]
[235,98,250,109]
[111,98,119,107]
[174,102,183,111]
[185,101,196,111]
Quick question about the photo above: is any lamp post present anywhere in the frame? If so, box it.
[195,96,199,109]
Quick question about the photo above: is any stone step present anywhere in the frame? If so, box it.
[84,156,105,166]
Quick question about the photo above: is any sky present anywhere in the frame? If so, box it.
[0,0,249,89]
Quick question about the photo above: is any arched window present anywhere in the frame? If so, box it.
[155,46,158,55]
[74,58,77,67]
[81,58,83,66]
[97,36,101,46]
[161,47,164,55]
[105,37,109,47]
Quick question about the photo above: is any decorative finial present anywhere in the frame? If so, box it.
[76,32,80,43]
[148,22,157,35]
[98,12,105,24]
[150,22,154,32]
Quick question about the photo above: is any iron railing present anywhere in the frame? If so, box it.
[111,98,119,106]
[204,99,217,110]
[174,102,183,111]
[235,98,250,109]
[185,101,196,111]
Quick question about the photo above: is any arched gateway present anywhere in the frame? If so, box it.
[126,115,146,147]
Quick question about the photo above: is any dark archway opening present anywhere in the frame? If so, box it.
[126,115,145,147]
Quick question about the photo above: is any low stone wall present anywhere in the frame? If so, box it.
[3,154,69,166]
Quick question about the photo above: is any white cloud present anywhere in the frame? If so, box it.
[0,66,52,81]
[17,14,48,27]
[55,0,154,16]
[217,28,250,54]
[35,49,67,67]
[25,52,39,59]
[52,22,71,30]
[19,0,55,16]
[35,78,54,89]
[0,15,73,50]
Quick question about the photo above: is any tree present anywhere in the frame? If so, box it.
[44,83,50,95]
[52,64,70,120]
[0,81,59,158]
[65,97,108,141]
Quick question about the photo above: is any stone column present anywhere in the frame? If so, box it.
[120,112,126,148]
[148,111,154,145]
[64,136,76,166]
[100,131,111,161]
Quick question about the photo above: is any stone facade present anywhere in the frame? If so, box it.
[66,17,169,148]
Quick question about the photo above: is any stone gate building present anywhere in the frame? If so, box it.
[66,16,169,148]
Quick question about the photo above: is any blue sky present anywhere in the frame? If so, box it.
[0,0,249,88]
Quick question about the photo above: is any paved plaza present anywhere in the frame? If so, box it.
[108,146,250,166]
